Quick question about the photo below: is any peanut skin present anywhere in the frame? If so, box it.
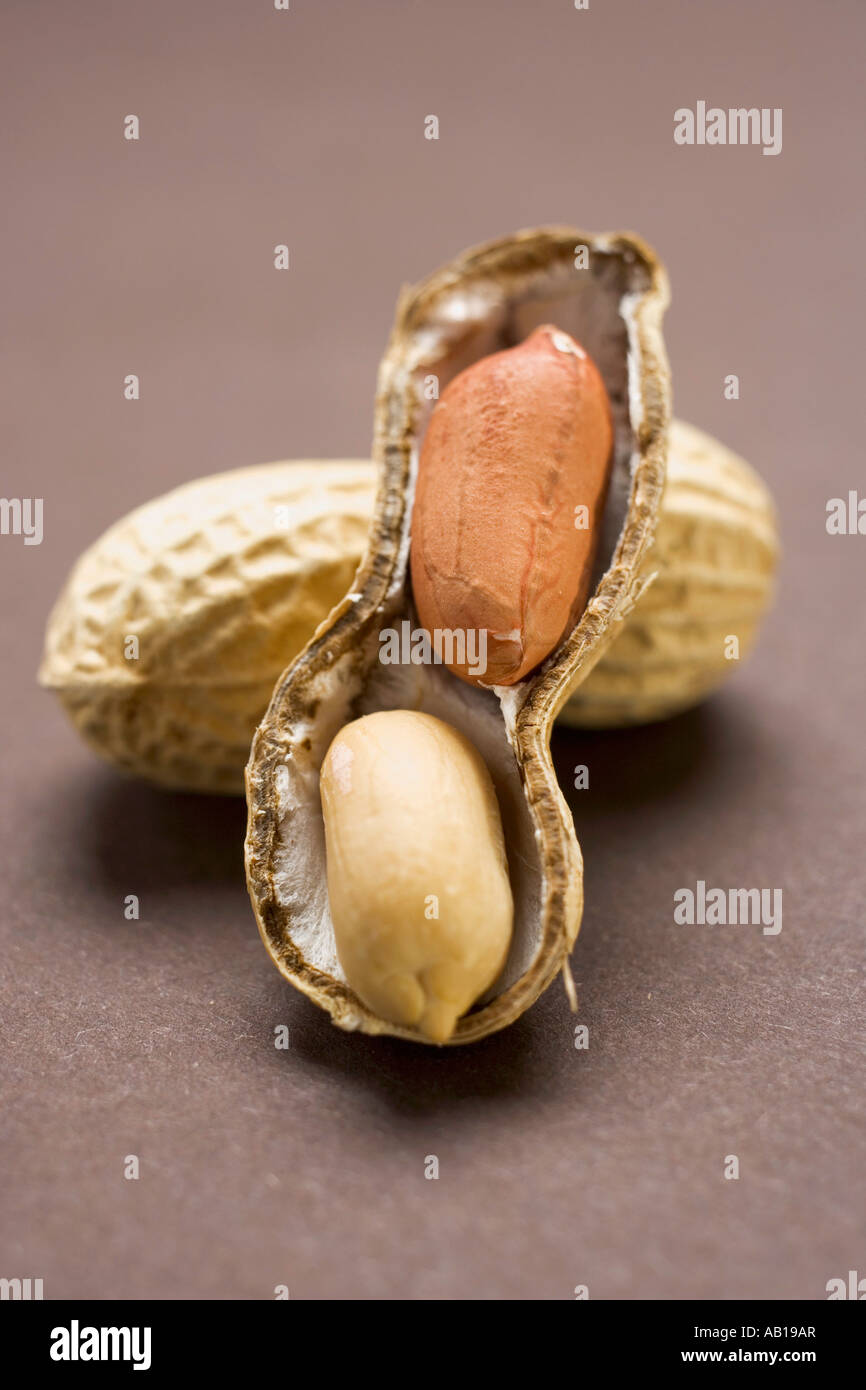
[410,325,614,686]
[319,710,513,1043]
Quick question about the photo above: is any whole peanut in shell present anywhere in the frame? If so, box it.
[560,419,779,726]
[410,324,614,686]
[40,425,776,796]
[39,460,376,793]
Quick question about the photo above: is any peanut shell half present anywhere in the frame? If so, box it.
[245,226,671,1043]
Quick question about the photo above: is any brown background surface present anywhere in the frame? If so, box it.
[1,0,864,1300]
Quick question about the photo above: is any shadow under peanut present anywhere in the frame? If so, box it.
[277,979,559,1116]
[553,693,790,836]
[552,703,718,816]
[39,763,248,907]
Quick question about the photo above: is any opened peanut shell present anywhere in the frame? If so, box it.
[245,226,671,1043]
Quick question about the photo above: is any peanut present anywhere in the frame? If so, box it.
[319,710,513,1043]
[560,420,779,726]
[410,324,614,686]
[39,460,376,793]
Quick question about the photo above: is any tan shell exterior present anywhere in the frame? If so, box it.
[561,419,779,726]
[245,226,672,1043]
[39,461,376,793]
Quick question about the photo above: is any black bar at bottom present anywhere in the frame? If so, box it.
[1,1298,859,1376]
